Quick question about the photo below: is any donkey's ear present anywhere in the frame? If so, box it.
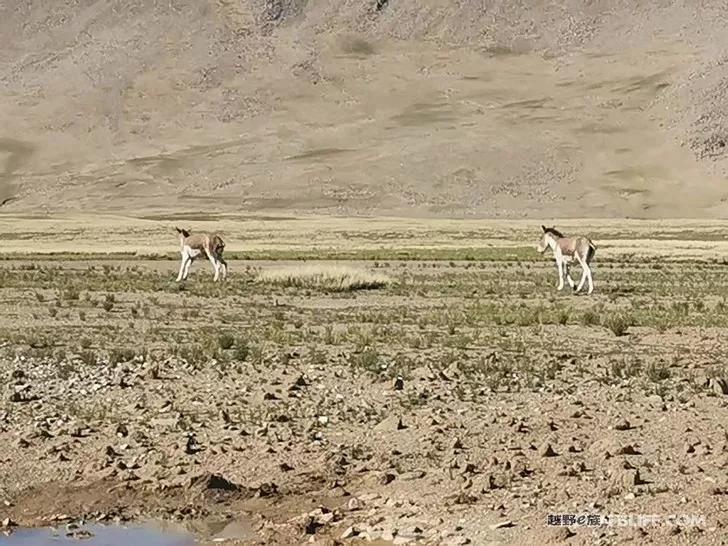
[175,226,182,233]
[541,225,547,232]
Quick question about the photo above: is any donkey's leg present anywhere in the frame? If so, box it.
[183,257,194,280]
[565,263,576,290]
[176,256,188,282]
[585,263,594,294]
[575,255,589,293]
[218,256,228,281]
[556,259,565,290]
[207,254,220,282]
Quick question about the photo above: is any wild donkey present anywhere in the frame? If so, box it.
[175,227,227,282]
[537,225,596,294]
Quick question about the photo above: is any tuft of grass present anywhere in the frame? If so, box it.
[218,332,235,350]
[645,360,671,382]
[580,309,599,326]
[61,286,81,301]
[256,265,390,292]
[602,312,633,336]
[102,296,114,313]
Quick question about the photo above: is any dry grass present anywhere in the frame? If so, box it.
[256,264,391,291]
[4,214,728,260]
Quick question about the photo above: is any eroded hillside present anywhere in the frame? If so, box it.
[2,0,728,217]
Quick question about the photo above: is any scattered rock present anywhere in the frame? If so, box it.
[546,527,576,542]
[709,377,728,395]
[393,376,404,390]
[255,482,278,497]
[341,525,360,539]
[400,470,426,480]
[617,444,640,456]
[374,415,406,432]
[540,443,558,457]
[442,536,471,546]
[614,419,631,431]
[623,469,645,488]
[189,473,240,492]
[378,472,396,485]
[489,520,515,530]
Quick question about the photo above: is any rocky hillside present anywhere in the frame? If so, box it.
[2,0,728,218]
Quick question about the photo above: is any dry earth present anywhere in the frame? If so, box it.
[0,217,727,545]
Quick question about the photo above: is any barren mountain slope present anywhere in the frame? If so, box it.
[2,0,728,218]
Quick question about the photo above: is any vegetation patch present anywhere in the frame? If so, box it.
[257,265,391,292]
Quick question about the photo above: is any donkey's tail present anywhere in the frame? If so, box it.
[586,240,597,263]
[215,235,225,254]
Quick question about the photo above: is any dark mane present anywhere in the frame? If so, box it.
[544,226,564,238]
[175,227,191,238]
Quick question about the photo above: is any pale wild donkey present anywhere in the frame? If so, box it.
[175,227,228,282]
[536,225,596,294]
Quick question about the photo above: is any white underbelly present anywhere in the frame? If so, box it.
[184,246,203,258]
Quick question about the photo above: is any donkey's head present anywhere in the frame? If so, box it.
[175,227,191,238]
[537,225,563,253]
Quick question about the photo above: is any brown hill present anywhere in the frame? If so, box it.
[2,0,728,218]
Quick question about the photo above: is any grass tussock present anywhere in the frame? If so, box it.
[257,265,391,292]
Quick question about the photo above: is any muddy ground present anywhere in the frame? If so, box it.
[0,243,727,545]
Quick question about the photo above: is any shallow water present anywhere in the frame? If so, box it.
[0,522,196,545]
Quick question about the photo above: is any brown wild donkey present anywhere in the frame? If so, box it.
[175,227,227,282]
[536,225,596,294]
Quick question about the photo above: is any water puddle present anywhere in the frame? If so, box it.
[0,522,195,545]
[0,517,259,545]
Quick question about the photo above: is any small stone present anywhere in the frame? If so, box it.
[317,416,329,425]
[340,526,359,539]
[347,498,361,511]
[489,520,515,530]
[442,537,471,546]
[2,518,16,528]
[540,443,558,457]
[379,472,396,485]
[710,377,728,395]
[393,376,404,390]
[400,470,426,480]
[374,415,406,432]
[617,445,640,455]
[614,419,631,431]
[623,469,644,488]
[289,374,308,391]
